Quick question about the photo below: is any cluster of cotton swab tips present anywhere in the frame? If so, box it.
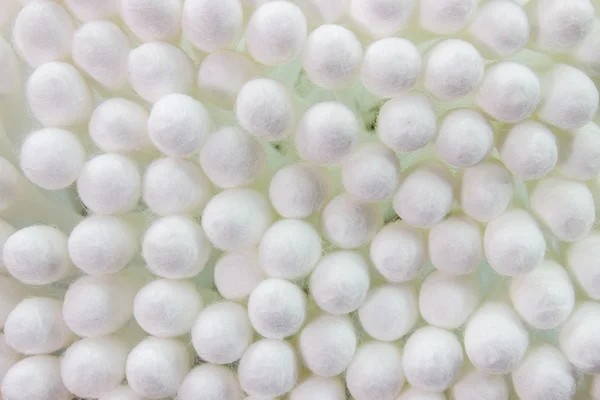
[0,0,599,399]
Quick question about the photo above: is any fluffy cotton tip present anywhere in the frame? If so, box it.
[213,250,264,301]
[302,24,363,89]
[64,0,118,22]
[377,94,437,153]
[575,20,600,76]
[120,0,181,42]
[182,0,243,53]
[346,341,405,400]
[1,356,71,400]
[559,302,600,374]
[451,369,508,400]
[0,158,21,212]
[290,376,346,400]
[460,161,514,222]
[0,276,24,330]
[532,0,595,52]
[142,216,211,279]
[464,302,529,375]
[419,0,476,34]
[567,232,600,300]
[350,0,415,38]
[238,339,299,398]
[178,365,243,400]
[269,163,329,218]
[428,215,483,275]
[98,385,145,400]
[559,122,600,181]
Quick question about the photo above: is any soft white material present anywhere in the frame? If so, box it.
[248,278,307,339]
[65,0,118,21]
[377,94,437,153]
[143,157,213,216]
[435,109,493,168]
[298,314,356,377]
[0,38,20,97]
[269,163,329,218]
[512,346,576,400]
[302,0,349,23]
[26,62,92,127]
[538,64,599,130]
[370,222,426,282]
[235,78,294,141]
[191,301,252,364]
[361,38,421,98]
[182,0,243,53]
[126,337,191,399]
[1,356,71,400]
[201,188,273,251]
[0,334,21,385]
[128,42,195,103]
[419,0,476,34]
[451,369,508,400]
[483,209,546,276]
[77,153,141,215]
[460,161,513,222]
[321,193,382,249]
[567,232,600,300]
[295,101,359,165]
[0,158,21,212]
[309,251,370,314]
[559,122,600,181]
[420,272,480,329]
[0,0,19,29]
[0,276,24,330]
[346,341,404,400]
[428,215,483,275]
[99,385,145,400]
[142,216,211,279]
[60,336,129,398]
[397,388,446,400]
[134,279,203,338]
[559,302,600,374]
[3,225,70,285]
[238,339,299,398]
[575,20,600,76]
[350,0,415,38]
[89,98,150,153]
[464,302,529,374]
[120,0,181,42]
[342,143,400,202]
[63,274,136,337]
[358,283,418,341]
[148,93,211,157]
[213,250,264,301]
[290,376,345,400]
[475,62,540,123]
[199,126,265,188]
[259,218,322,279]
[302,24,363,89]
[424,40,484,101]
[0,220,15,274]
[178,365,243,400]
[12,2,74,67]
[246,1,307,65]
[5,297,73,355]
[19,128,85,190]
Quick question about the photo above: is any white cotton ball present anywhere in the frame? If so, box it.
[451,369,508,400]
[63,274,136,337]
[72,21,131,91]
[290,376,345,400]
[393,165,454,228]
[199,127,265,189]
[201,189,273,251]
[559,122,600,181]
[424,39,483,101]
[121,0,181,42]
[77,153,141,215]
[0,158,20,212]
[435,109,493,168]
[214,250,264,301]
[309,251,370,314]
[0,220,15,274]
[420,272,480,329]
[322,193,382,249]
[65,0,118,21]
[460,161,513,223]
[512,345,576,400]
[567,232,600,300]
[464,302,529,374]
[419,0,477,34]
[370,222,426,283]
[0,38,20,97]
[350,0,415,38]
[361,38,421,98]
[575,20,600,76]
[346,341,404,400]
[302,24,363,89]
[126,337,191,399]
[19,128,85,190]
[483,209,546,276]
[99,385,145,400]
[467,0,530,58]
[0,276,24,330]
[178,365,243,400]
[532,0,595,53]
[269,163,329,218]
[560,302,600,374]
[248,278,307,339]
[89,98,150,154]
[134,279,203,338]
[538,64,599,130]
[475,62,540,123]
[182,0,242,53]
[142,216,211,279]
[3,225,70,285]
[246,1,307,66]
[12,2,74,67]
[143,157,213,216]
[0,334,21,384]
[128,42,195,103]
[5,297,73,355]
[1,356,71,400]
[299,314,356,377]
[397,388,446,400]
[377,94,437,153]
[428,216,483,275]
[27,61,92,127]
[60,336,129,398]
[358,283,418,341]
[235,78,294,141]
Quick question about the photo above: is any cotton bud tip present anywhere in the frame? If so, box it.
[182,0,243,53]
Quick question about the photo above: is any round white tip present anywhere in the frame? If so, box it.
[575,20,600,76]
[182,0,243,53]
[213,250,264,301]
[290,376,345,400]
[559,122,600,181]
[419,0,477,34]
[567,232,600,300]
[65,0,118,22]
[269,163,329,218]
[451,369,508,400]
[460,161,514,222]
[120,0,181,42]
[178,364,243,400]
[428,215,483,275]
[559,302,600,374]
[2,356,70,400]
[350,0,415,38]
[532,0,595,52]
